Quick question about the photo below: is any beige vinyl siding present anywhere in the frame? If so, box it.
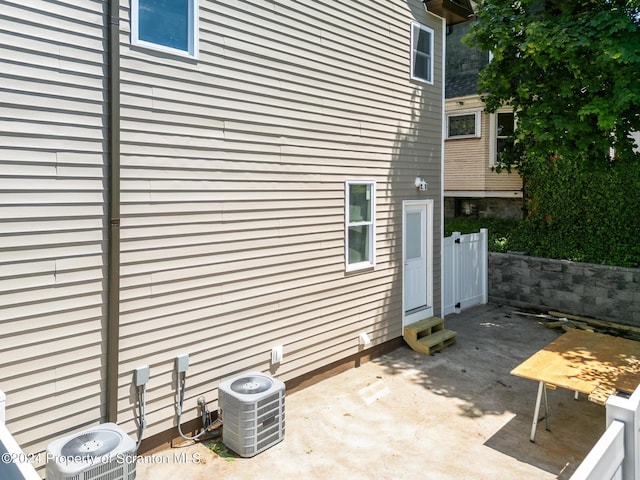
[0,0,108,475]
[117,0,443,440]
[444,96,522,193]
[445,106,489,192]
[486,161,523,192]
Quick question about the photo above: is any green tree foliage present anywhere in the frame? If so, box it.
[463,0,640,267]
[466,0,640,171]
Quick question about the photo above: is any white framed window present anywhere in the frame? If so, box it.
[345,181,376,270]
[446,112,481,139]
[410,22,434,84]
[489,110,515,166]
[131,0,199,59]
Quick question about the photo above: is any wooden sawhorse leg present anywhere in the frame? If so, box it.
[530,381,550,442]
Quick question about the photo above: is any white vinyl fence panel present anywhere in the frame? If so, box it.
[570,421,624,480]
[571,386,640,480]
[442,229,488,316]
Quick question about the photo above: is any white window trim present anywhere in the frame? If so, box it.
[489,109,515,167]
[131,0,200,59]
[345,180,376,271]
[410,22,434,85]
[446,111,482,139]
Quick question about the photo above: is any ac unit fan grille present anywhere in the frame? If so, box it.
[60,431,121,459]
[45,423,136,480]
[230,376,273,394]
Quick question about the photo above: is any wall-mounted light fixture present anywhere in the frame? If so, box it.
[415,177,428,191]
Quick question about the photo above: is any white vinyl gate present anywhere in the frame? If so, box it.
[442,229,488,316]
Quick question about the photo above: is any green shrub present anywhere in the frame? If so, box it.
[522,156,640,267]
[444,217,526,254]
[445,157,640,268]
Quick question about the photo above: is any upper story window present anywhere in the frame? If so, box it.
[345,181,376,271]
[496,112,515,154]
[410,22,434,84]
[447,112,481,139]
[490,111,515,166]
[131,0,199,59]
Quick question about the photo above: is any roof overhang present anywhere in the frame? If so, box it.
[423,0,475,26]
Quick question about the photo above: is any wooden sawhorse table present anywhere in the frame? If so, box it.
[511,328,640,442]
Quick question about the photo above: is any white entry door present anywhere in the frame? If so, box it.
[403,200,433,327]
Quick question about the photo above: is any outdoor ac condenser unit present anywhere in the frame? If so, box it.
[218,371,285,457]
[45,423,136,480]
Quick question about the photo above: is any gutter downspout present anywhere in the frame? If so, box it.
[439,15,445,318]
[106,0,121,423]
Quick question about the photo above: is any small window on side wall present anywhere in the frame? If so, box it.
[490,111,516,166]
[345,181,376,270]
[131,0,199,59]
[447,112,481,139]
[496,112,515,156]
[410,22,434,84]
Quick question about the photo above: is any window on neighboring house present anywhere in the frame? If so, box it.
[410,22,434,84]
[490,111,515,166]
[131,0,199,59]
[345,181,376,270]
[447,112,481,139]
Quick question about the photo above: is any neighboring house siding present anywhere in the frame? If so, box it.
[445,97,488,192]
[116,0,443,440]
[0,0,108,474]
[444,21,522,218]
[445,97,521,194]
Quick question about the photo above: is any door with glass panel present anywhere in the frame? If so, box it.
[403,200,433,327]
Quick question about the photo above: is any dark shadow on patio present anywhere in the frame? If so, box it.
[372,303,606,477]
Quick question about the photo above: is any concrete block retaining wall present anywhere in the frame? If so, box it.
[488,252,640,326]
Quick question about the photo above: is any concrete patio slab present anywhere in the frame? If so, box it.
[136,303,605,480]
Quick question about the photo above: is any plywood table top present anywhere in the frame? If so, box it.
[511,329,640,404]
